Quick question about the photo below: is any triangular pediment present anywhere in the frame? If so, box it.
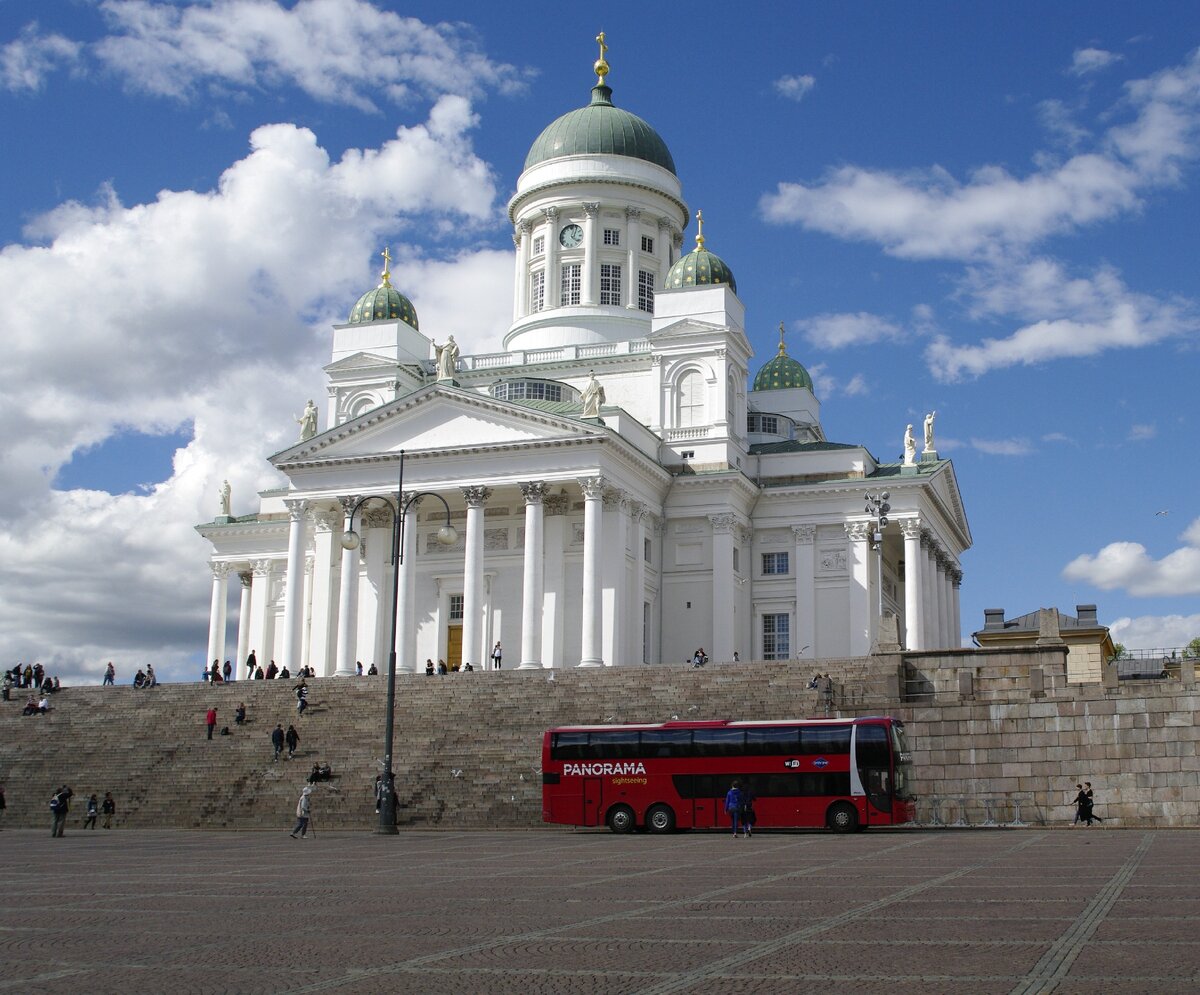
[927,461,972,547]
[271,384,602,466]
[323,351,404,374]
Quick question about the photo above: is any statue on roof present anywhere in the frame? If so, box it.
[903,425,916,466]
[296,399,318,441]
[923,411,937,454]
[580,372,606,418]
[434,336,459,381]
[219,479,232,517]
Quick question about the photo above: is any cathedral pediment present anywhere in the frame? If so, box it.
[271,384,602,468]
[323,351,405,374]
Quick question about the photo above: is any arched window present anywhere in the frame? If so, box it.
[677,371,706,427]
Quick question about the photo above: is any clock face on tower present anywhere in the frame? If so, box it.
[559,223,584,248]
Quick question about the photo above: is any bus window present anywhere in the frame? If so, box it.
[855,723,892,812]
[588,730,640,758]
[551,732,588,760]
[745,726,800,755]
[641,729,693,757]
[801,725,851,755]
[693,728,746,756]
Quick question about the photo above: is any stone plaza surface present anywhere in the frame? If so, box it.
[1,827,1195,994]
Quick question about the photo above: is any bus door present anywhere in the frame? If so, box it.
[583,777,603,827]
[853,724,894,820]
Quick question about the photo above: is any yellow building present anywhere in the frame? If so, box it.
[974,604,1115,684]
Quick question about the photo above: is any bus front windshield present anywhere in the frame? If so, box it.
[891,722,913,799]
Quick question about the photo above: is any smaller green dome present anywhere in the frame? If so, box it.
[753,324,814,392]
[347,249,418,328]
[664,211,737,293]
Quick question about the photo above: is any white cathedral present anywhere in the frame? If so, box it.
[198,45,971,678]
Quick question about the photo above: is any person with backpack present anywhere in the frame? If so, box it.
[50,785,72,837]
[294,680,309,716]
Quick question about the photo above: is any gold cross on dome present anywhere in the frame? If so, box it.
[380,246,393,287]
[695,210,706,249]
[594,31,610,84]
[778,321,787,355]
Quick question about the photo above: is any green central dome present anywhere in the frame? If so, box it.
[347,251,418,328]
[524,84,676,175]
[753,325,814,392]
[665,212,737,293]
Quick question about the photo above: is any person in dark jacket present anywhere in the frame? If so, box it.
[101,792,115,829]
[285,724,300,759]
[271,724,285,762]
[724,780,744,838]
[50,785,72,837]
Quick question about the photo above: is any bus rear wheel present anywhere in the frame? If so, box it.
[607,805,635,834]
[645,804,675,834]
[828,802,858,834]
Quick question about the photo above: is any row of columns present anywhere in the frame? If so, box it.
[901,518,962,650]
[512,205,682,320]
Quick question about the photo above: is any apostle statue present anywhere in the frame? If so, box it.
[580,372,605,418]
[923,411,937,453]
[219,479,232,517]
[296,399,318,441]
[434,336,460,381]
[903,425,916,466]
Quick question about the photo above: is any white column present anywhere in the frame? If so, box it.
[307,511,338,676]
[542,494,568,668]
[519,481,548,669]
[657,217,672,272]
[579,475,605,667]
[792,525,816,659]
[625,207,641,309]
[205,562,230,672]
[357,511,386,671]
[921,533,938,649]
[602,491,628,667]
[280,499,308,673]
[950,569,963,648]
[582,203,599,305]
[845,522,872,656]
[461,485,491,671]
[234,571,252,678]
[543,206,560,306]
[395,498,418,672]
[710,513,737,662]
[246,560,272,679]
[939,555,953,648]
[334,498,359,676]
[630,504,647,664]
[901,519,924,650]
[513,220,531,320]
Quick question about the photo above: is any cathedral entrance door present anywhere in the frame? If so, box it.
[446,625,463,671]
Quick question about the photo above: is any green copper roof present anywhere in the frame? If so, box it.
[664,247,737,293]
[524,84,676,175]
[348,283,418,329]
[752,325,813,392]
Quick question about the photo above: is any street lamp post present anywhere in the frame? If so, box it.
[339,449,457,834]
[864,490,891,626]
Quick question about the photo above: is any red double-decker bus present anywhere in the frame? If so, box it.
[542,717,913,834]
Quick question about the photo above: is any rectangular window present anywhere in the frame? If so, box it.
[600,263,622,305]
[530,270,545,312]
[637,269,655,313]
[532,235,544,256]
[643,537,652,563]
[732,547,740,572]
[449,594,464,622]
[603,228,620,246]
[560,263,581,306]
[641,234,654,253]
[763,612,790,660]
[762,552,789,575]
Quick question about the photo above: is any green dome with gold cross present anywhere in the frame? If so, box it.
[753,324,814,392]
[347,248,418,329]
[664,211,737,294]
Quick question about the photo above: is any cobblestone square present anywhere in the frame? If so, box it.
[0,828,1196,993]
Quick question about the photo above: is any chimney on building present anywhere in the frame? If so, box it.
[983,608,1005,630]
[1076,604,1098,626]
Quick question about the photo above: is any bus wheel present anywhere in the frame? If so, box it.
[646,804,675,834]
[608,805,635,834]
[828,802,858,834]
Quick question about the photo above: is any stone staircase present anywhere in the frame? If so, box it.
[0,661,885,831]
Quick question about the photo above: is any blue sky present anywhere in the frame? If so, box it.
[2,0,1198,682]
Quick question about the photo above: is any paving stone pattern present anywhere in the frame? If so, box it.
[0,828,1195,994]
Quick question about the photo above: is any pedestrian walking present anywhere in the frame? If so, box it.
[724,780,744,838]
[223,660,232,683]
[205,707,218,740]
[82,794,99,830]
[271,724,285,762]
[295,680,309,716]
[0,783,6,829]
[101,792,115,829]
[491,641,502,669]
[1072,783,1088,825]
[740,785,757,838]
[102,662,115,686]
[1084,782,1104,825]
[50,785,72,837]
[290,786,313,838]
[285,724,299,759]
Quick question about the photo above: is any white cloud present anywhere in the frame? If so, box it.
[28,0,528,110]
[1037,98,1090,149]
[1042,431,1074,444]
[796,311,904,350]
[0,99,507,684]
[1069,47,1123,77]
[774,74,815,102]
[969,437,1032,456]
[843,373,868,396]
[805,363,868,399]
[1109,613,1200,650]
[1128,423,1157,441]
[760,50,1200,261]
[1062,517,1200,596]
[1,22,82,91]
